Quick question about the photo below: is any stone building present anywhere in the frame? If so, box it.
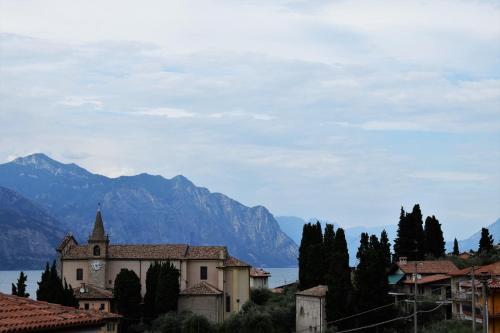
[295,285,328,333]
[57,210,250,323]
[250,268,271,289]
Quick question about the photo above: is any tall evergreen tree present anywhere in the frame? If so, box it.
[155,262,180,314]
[36,261,76,306]
[394,205,425,260]
[453,238,460,256]
[323,224,336,281]
[423,215,445,258]
[380,230,391,266]
[298,221,324,290]
[326,228,353,331]
[478,228,494,253]
[114,269,142,321]
[144,262,161,320]
[12,271,29,297]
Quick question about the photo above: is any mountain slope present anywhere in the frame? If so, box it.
[0,154,298,267]
[0,186,65,269]
[446,218,500,253]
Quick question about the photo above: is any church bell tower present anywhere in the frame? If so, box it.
[87,207,109,288]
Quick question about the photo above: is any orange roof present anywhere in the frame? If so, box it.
[403,274,450,285]
[450,262,500,277]
[397,260,458,274]
[73,284,113,300]
[250,268,271,277]
[0,293,120,333]
[223,256,250,267]
[296,285,328,297]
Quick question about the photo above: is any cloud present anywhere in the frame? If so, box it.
[136,107,196,118]
[59,96,103,109]
[409,171,489,182]
[208,111,276,121]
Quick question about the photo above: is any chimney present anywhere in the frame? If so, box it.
[399,257,408,265]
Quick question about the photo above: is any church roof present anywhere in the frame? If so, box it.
[179,282,222,296]
[88,210,107,241]
[62,244,234,261]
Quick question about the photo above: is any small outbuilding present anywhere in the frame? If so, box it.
[296,285,328,333]
[178,281,224,323]
[250,268,271,289]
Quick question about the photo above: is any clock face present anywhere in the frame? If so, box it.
[91,261,104,272]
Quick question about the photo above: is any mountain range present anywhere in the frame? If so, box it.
[0,153,298,269]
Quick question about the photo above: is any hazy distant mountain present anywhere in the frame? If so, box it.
[0,154,298,268]
[0,186,65,269]
[446,218,500,253]
[276,216,397,266]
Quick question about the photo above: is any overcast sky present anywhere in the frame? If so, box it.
[1,0,499,239]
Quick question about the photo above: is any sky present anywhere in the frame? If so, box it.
[0,0,499,240]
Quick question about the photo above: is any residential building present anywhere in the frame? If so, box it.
[73,283,114,312]
[450,262,500,333]
[0,292,120,333]
[250,268,271,289]
[57,209,250,323]
[296,285,328,333]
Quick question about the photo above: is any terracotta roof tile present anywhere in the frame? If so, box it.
[450,262,500,277]
[73,284,113,300]
[223,256,250,267]
[296,285,328,297]
[0,292,120,333]
[397,260,458,274]
[185,246,227,260]
[180,282,222,295]
[250,268,271,277]
[402,274,450,285]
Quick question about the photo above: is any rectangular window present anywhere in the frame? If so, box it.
[84,303,89,310]
[76,268,83,280]
[226,295,231,312]
[100,303,105,310]
[200,266,208,280]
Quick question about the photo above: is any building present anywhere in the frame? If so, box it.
[450,262,500,333]
[0,292,120,333]
[296,285,328,333]
[57,210,250,323]
[73,283,114,312]
[388,257,458,298]
[250,268,271,289]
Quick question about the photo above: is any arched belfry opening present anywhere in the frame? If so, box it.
[93,245,100,256]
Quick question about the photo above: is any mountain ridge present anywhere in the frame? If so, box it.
[0,153,298,268]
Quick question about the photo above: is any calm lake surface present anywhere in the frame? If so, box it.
[0,267,298,299]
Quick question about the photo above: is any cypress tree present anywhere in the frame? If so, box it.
[323,224,335,281]
[479,228,494,253]
[12,271,29,297]
[155,262,180,314]
[380,230,391,266]
[394,205,425,260]
[394,207,410,260]
[37,262,51,301]
[144,262,161,320]
[299,221,324,290]
[326,228,353,330]
[62,279,78,307]
[410,204,425,260]
[298,223,311,290]
[114,269,142,321]
[453,238,459,256]
[423,215,445,258]
[36,261,76,307]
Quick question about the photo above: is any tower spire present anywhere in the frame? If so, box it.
[89,204,106,241]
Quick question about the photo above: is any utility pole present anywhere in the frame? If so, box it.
[472,266,476,332]
[414,260,418,333]
[479,272,489,333]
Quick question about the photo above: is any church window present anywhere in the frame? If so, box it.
[200,266,207,280]
[99,303,105,310]
[84,303,89,310]
[93,245,101,256]
[226,295,231,312]
[76,268,83,280]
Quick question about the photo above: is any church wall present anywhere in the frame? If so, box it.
[186,260,222,289]
[61,260,89,289]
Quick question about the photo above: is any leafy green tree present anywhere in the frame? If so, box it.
[12,271,29,297]
[251,288,272,305]
[144,262,161,320]
[326,228,353,331]
[424,215,445,258]
[151,311,183,333]
[183,313,215,333]
[479,227,494,253]
[155,262,180,314]
[453,238,460,256]
[114,269,141,321]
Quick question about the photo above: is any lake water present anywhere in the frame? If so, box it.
[0,267,297,298]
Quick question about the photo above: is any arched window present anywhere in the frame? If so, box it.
[93,245,100,256]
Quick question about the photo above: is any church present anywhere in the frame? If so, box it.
[57,209,250,323]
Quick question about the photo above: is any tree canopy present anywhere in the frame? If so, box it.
[12,271,29,298]
[36,261,77,307]
[423,215,445,258]
[479,227,494,253]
